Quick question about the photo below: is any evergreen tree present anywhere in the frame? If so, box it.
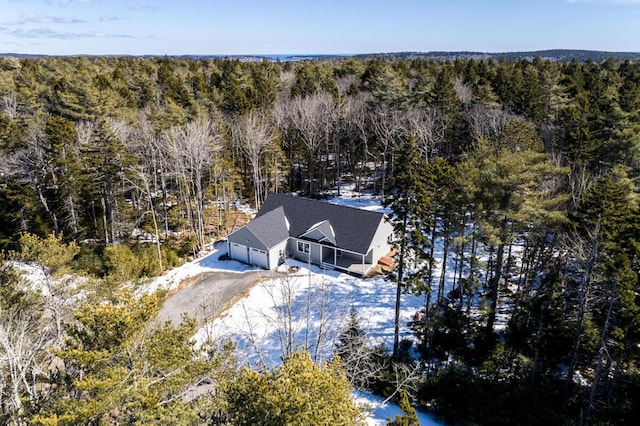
[32,290,234,426]
[384,137,433,358]
[566,167,640,423]
[15,232,79,345]
[386,391,420,426]
[471,120,567,336]
[44,116,81,235]
[221,349,363,425]
[334,307,382,390]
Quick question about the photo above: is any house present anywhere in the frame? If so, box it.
[226,193,394,277]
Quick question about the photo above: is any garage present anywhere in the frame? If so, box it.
[249,248,268,269]
[230,242,249,264]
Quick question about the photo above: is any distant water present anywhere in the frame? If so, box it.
[0,53,353,62]
[236,54,352,62]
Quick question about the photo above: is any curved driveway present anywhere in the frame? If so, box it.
[156,269,276,326]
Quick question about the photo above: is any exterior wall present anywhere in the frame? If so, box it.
[286,238,306,264]
[268,239,288,269]
[287,238,323,265]
[368,218,394,264]
[309,242,322,264]
[226,226,268,251]
[364,248,374,264]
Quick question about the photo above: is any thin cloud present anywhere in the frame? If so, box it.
[130,4,157,11]
[2,15,85,25]
[59,0,100,5]
[99,15,120,22]
[0,26,138,40]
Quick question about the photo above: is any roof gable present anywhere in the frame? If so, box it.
[244,206,290,248]
[301,220,337,245]
[256,193,385,254]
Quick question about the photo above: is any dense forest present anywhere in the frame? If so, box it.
[0,54,639,425]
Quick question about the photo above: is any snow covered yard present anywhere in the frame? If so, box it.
[184,246,441,425]
[142,189,443,424]
[14,186,519,425]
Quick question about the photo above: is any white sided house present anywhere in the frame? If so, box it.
[226,193,394,277]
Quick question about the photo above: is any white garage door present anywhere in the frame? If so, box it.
[249,248,268,269]
[230,243,248,263]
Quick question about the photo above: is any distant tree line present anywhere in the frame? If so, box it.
[0,54,639,424]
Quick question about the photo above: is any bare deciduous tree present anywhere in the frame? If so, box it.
[0,303,50,423]
[404,107,446,162]
[370,104,403,196]
[287,92,333,196]
[1,93,18,119]
[344,94,373,195]
[162,117,222,254]
[232,111,276,210]
[466,104,516,142]
[126,164,163,271]
[12,125,60,235]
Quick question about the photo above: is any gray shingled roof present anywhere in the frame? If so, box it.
[245,206,290,248]
[255,193,385,254]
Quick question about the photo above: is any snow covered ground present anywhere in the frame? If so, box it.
[12,186,523,424]
[145,189,444,425]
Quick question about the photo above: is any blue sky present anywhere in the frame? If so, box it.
[1,0,639,55]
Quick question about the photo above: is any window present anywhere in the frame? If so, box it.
[336,249,343,257]
[297,241,310,253]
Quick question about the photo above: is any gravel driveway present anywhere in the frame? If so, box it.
[156,269,276,326]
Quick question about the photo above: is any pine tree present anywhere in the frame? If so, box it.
[15,232,79,345]
[44,116,81,235]
[222,349,363,425]
[32,289,234,426]
[386,391,420,426]
[334,307,381,390]
[566,167,640,422]
[384,137,433,358]
[471,119,567,336]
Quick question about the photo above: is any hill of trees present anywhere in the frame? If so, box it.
[0,54,639,424]
[356,49,640,62]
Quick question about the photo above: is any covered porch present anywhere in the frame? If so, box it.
[319,245,373,277]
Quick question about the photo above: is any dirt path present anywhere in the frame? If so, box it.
[156,269,276,326]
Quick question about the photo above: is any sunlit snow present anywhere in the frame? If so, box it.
[146,188,446,424]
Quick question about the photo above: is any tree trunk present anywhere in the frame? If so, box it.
[108,190,116,244]
[564,222,601,404]
[584,279,617,426]
[37,186,59,235]
[67,192,78,234]
[393,212,408,359]
[425,218,438,311]
[486,240,505,335]
[457,236,466,311]
[467,218,478,315]
[437,225,450,305]
[149,193,163,272]
[101,196,109,244]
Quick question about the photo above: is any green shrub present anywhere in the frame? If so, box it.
[73,245,107,276]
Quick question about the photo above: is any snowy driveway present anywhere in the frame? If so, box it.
[156,269,276,326]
